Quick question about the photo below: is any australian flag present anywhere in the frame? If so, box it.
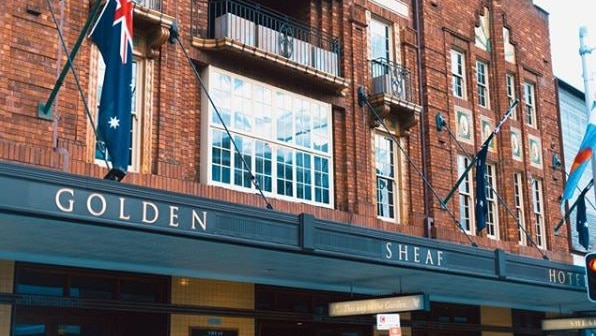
[475,145,489,234]
[89,0,134,179]
[577,191,590,250]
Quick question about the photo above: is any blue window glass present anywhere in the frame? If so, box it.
[233,136,253,188]
[277,148,294,197]
[296,152,312,200]
[212,130,231,184]
[209,69,333,206]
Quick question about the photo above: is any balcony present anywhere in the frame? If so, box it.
[191,0,349,95]
[368,58,421,133]
[136,0,162,11]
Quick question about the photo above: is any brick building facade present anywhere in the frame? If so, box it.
[0,0,592,335]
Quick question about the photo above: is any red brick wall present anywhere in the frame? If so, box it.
[418,0,569,260]
[0,0,571,262]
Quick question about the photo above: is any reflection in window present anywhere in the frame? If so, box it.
[255,141,273,192]
[451,50,466,99]
[370,17,392,78]
[523,81,537,127]
[375,134,397,220]
[514,173,526,245]
[296,152,312,200]
[212,130,231,184]
[277,148,294,197]
[14,324,46,336]
[207,68,333,206]
[531,178,546,249]
[458,155,473,233]
[370,17,391,63]
[476,60,489,108]
[233,136,253,188]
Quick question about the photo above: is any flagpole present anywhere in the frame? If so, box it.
[442,99,518,205]
[38,0,103,119]
[579,26,596,205]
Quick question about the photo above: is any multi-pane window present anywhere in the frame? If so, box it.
[370,17,392,62]
[531,178,546,249]
[207,67,333,206]
[451,50,466,99]
[95,57,142,172]
[476,60,490,108]
[370,17,392,78]
[506,74,518,120]
[514,173,527,245]
[523,81,537,127]
[485,163,498,239]
[458,155,474,233]
[375,133,399,220]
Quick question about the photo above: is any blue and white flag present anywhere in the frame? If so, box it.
[562,101,596,205]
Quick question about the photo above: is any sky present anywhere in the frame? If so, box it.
[532,0,596,91]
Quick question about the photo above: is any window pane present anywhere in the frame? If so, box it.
[377,177,395,218]
[276,93,293,144]
[370,19,390,61]
[312,103,329,153]
[277,148,294,197]
[16,269,65,296]
[70,275,114,299]
[296,152,312,200]
[14,324,46,336]
[458,156,472,232]
[255,141,273,192]
[233,136,253,188]
[212,130,231,184]
[375,134,397,219]
[294,98,311,148]
[314,156,330,204]
[120,279,161,302]
[254,86,273,138]
[233,79,252,132]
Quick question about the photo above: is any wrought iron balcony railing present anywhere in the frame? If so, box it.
[136,0,162,12]
[201,0,342,77]
[370,58,414,103]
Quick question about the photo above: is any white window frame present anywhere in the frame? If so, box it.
[485,163,499,239]
[94,55,143,173]
[203,66,334,208]
[514,173,527,245]
[476,60,490,108]
[458,155,474,233]
[370,16,393,62]
[531,178,546,249]
[523,81,537,127]
[506,74,518,120]
[451,49,466,99]
[374,132,400,221]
